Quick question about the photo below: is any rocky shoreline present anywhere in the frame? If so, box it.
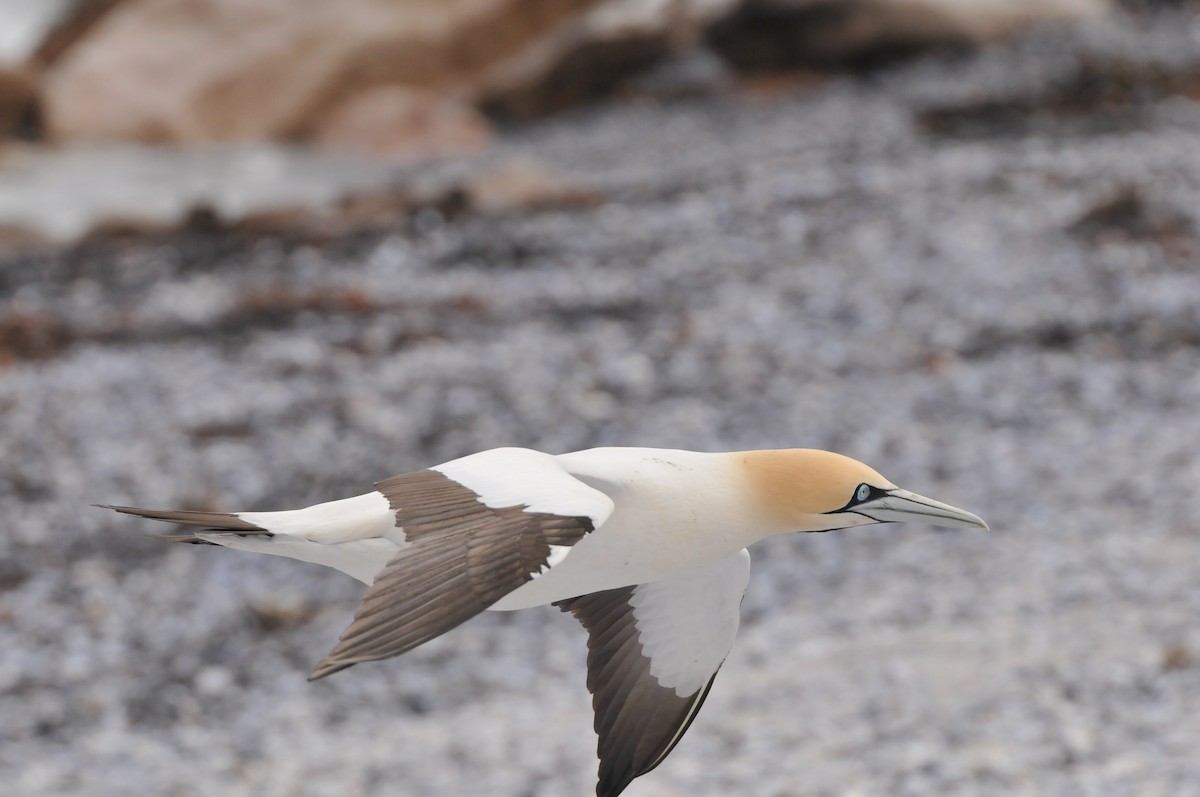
[3,4,1200,796]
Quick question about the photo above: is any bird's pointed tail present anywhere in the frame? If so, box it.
[98,504,272,541]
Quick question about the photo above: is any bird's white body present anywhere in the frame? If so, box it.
[217,448,765,608]
[109,444,986,797]
[495,448,762,609]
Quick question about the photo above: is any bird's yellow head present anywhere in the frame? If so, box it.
[739,449,987,534]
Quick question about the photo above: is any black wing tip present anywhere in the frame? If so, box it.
[596,774,636,797]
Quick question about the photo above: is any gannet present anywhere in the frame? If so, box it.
[105,446,987,797]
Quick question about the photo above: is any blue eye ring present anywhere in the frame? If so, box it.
[855,484,871,502]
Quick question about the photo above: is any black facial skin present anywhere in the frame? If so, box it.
[823,483,892,516]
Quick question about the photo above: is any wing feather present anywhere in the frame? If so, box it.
[556,551,752,797]
[311,464,609,680]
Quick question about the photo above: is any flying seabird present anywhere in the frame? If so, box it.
[105,446,987,796]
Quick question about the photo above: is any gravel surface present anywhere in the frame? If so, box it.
[3,9,1200,797]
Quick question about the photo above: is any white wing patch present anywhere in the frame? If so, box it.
[630,550,752,696]
[534,543,574,577]
[432,447,615,528]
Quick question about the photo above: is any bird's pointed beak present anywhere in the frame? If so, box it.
[859,489,989,529]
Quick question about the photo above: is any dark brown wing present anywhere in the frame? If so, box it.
[310,470,594,680]
[556,551,752,797]
[555,591,719,797]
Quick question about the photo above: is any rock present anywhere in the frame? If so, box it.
[464,157,602,213]
[0,0,79,65]
[33,0,748,147]
[706,0,1110,71]
[0,220,48,253]
[29,0,126,69]
[482,0,680,118]
[0,311,73,365]
[41,0,605,144]
[623,46,736,101]
[0,67,38,140]
[0,1,126,142]
[312,86,491,159]
[482,0,740,118]
[1068,185,1196,250]
[0,0,96,141]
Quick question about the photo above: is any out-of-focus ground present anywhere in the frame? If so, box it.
[3,2,1200,796]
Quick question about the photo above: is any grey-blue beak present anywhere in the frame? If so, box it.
[859,489,988,529]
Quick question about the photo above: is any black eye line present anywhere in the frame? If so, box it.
[823,485,892,515]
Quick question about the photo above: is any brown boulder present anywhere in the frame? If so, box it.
[312,86,491,158]
[30,0,126,68]
[0,0,127,142]
[41,0,604,144]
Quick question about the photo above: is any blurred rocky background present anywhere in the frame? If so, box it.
[2,0,1200,795]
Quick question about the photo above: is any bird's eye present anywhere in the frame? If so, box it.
[855,484,871,503]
